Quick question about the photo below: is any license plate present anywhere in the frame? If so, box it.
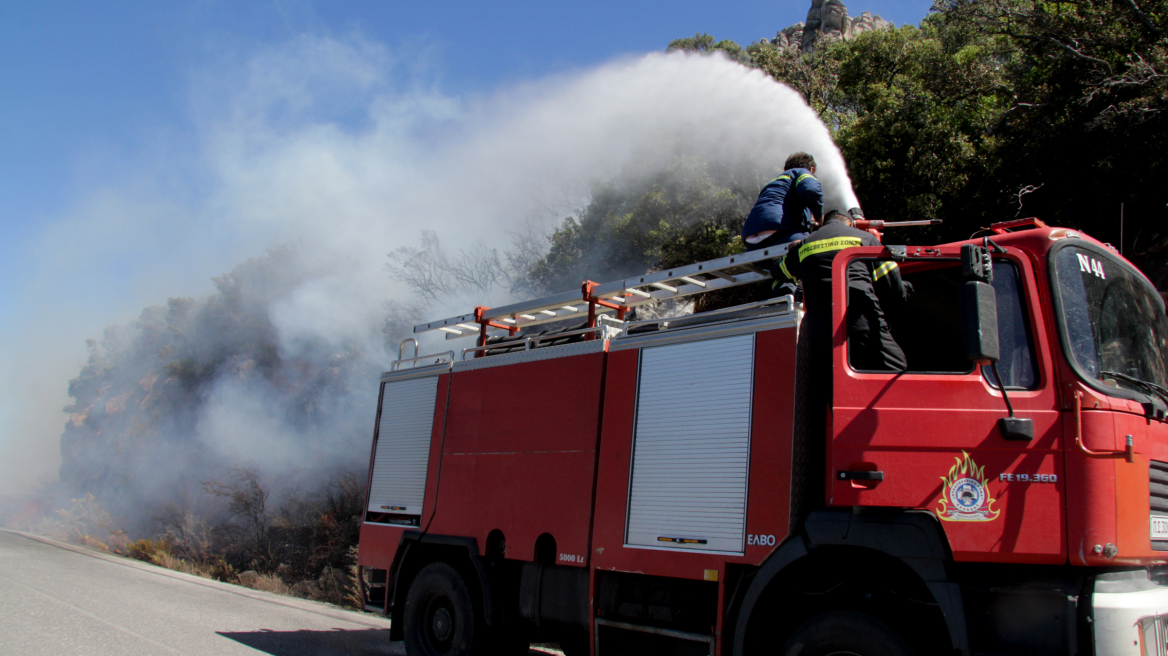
[1152,515,1168,540]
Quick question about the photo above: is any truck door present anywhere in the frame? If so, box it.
[828,245,1065,562]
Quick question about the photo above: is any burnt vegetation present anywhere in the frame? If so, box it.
[29,247,379,606]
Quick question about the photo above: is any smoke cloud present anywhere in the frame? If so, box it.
[0,34,857,526]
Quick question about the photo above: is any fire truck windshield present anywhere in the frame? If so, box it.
[1052,244,1168,402]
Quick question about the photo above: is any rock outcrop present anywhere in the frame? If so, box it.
[772,23,806,50]
[768,0,892,52]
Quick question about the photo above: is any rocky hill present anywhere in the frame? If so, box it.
[770,0,892,52]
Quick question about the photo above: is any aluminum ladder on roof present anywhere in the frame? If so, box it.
[412,241,795,349]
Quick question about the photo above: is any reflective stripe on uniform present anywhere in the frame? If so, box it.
[795,173,817,185]
[797,236,865,261]
[873,261,898,281]
[777,257,795,281]
[769,174,792,184]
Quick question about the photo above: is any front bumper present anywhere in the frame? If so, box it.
[1094,578,1168,655]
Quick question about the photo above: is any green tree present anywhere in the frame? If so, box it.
[526,155,759,296]
[667,33,753,65]
[828,20,1017,236]
[747,40,843,120]
[940,0,1168,288]
[745,1,1166,293]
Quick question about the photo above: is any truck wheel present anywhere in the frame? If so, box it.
[779,611,915,656]
[403,562,482,656]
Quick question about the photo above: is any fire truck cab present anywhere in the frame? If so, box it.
[358,220,1168,656]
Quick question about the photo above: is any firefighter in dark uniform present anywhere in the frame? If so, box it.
[769,211,910,522]
[743,152,824,298]
[769,210,911,373]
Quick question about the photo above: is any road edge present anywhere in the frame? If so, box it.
[0,528,392,630]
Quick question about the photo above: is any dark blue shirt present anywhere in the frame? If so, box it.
[742,168,824,241]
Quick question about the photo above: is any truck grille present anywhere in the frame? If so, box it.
[1139,613,1168,655]
[1150,461,1168,551]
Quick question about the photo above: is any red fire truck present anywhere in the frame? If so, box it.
[358,218,1168,656]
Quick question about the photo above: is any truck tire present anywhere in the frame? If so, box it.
[403,562,483,656]
[779,611,915,656]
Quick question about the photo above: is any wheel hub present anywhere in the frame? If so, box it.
[431,607,453,642]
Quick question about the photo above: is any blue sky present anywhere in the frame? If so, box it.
[0,0,933,249]
[0,1,934,494]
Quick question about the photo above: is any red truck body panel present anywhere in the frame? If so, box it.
[591,327,798,582]
[1065,407,1168,566]
[829,245,1066,563]
[427,352,607,566]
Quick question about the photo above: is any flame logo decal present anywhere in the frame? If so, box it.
[936,451,1000,522]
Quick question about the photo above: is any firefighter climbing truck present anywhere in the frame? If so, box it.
[357,218,1168,656]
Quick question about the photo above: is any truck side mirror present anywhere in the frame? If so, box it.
[959,281,1000,365]
[960,279,1034,441]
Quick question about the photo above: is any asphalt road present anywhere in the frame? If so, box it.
[0,529,402,655]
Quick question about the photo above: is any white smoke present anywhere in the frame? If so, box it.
[202,42,858,352]
[0,34,857,506]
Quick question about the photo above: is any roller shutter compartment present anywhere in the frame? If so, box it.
[626,334,754,553]
[367,376,439,517]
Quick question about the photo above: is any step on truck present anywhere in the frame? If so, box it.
[357,218,1168,656]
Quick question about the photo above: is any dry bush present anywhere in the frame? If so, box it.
[202,558,238,582]
[345,545,362,609]
[155,552,201,575]
[102,467,365,606]
[126,537,169,563]
[237,570,292,595]
[288,564,358,607]
[267,469,364,589]
[0,493,55,533]
[202,466,273,568]
[55,494,126,551]
[155,505,214,561]
[125,535,236,582]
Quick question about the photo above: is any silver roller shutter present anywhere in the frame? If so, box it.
[367,375,439,515]
[625,333,755,553]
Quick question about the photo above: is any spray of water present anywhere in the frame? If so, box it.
[0,35,858,530]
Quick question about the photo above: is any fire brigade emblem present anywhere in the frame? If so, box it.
[936,451,1000,522]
